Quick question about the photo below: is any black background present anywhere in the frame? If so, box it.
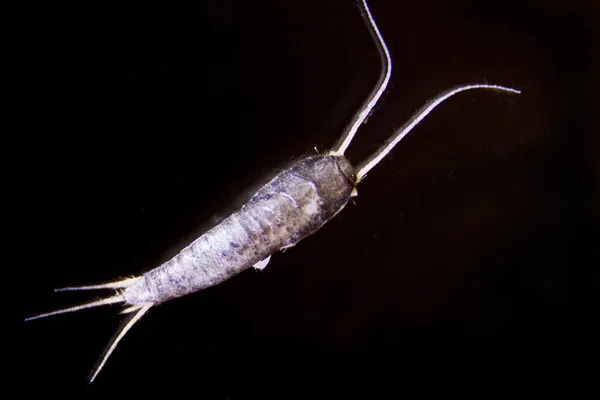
[13,0,598,397]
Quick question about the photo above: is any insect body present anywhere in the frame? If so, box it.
[25,0,520,383]
[125,154,355,306]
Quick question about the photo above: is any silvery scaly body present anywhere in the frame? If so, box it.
[124,155,355,305]
[24,0,520,384]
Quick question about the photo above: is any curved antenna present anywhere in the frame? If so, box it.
[329,0,392,156]
[355,84,521,182]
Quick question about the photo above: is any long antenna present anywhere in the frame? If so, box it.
[354,84,521,182]
[329,0,392,156]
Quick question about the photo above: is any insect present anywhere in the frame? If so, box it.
[25,0,520,383]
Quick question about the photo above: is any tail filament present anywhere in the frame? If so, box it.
[24,276,150,383]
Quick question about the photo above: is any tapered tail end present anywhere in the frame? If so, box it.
[25,276,152,383]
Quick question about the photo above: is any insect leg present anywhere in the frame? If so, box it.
[252,255,271,270]
[88,303,153,383]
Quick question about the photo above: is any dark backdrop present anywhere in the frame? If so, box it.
[13,0,598,397]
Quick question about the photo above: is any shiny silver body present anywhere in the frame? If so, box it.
[124,155,355,305]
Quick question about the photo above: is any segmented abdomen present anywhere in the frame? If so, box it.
[123,155,354,305]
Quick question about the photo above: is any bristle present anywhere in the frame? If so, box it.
[88,303,153,383]
[55,277,141,292]
[24,295,124,322]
